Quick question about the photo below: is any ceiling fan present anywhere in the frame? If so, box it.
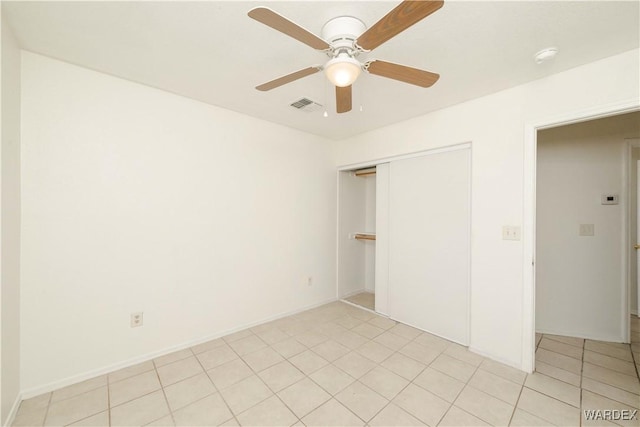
[248,1,444,114]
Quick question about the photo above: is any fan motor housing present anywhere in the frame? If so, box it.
[321,16,367,50]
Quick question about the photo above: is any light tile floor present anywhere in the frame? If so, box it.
[12,303,640,427]
[344,292,375,311]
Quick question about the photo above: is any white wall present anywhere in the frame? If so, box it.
[332,49,640,369]
[1,11,22,425]
[20,52,336,393]
[536,113,639,341]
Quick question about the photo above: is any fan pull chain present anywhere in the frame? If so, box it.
[359,71,365,112]
[323,74,329,117]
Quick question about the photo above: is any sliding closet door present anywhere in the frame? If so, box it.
[388,148,470,345]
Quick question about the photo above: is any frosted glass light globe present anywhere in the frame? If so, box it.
[325,55,362,87]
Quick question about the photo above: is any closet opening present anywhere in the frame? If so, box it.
[338,166,378,311]
[337,144,471,345]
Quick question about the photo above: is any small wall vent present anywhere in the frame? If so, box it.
[290,98,323,113]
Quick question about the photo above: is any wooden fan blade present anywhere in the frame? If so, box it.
[248,7,330,51]
[336,85,352,114]
[356,0,444,51]
[256,67,321,91]
[366,60,439,87]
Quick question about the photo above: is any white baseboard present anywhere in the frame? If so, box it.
[632,309,638,316]
[20,296,337,399]
[339,288,371,299]
[340,299,377,314]
[468,346,528,373]
[535,328,626,344]
[3,393,22,427]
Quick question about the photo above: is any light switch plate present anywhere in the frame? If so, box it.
[502,226,521,241]
[579,224,595,236]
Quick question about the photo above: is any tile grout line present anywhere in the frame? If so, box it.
[358,347,422,425]
[44,381,111,426]
[383,337,491,425]
[534,361,582,387]
[630,337,640,380]
[507,381,526,426]
[540,332,640,427]
[544,340,635,387]
[441,356,484,426]
[299,350,369,422]
[579,379,640,408]
[190,349,239,426]
[530,368,580,385]
[520,338,582,411]
[230,328,335,425]
[108,357,203,410]
[41,381,106,409]
[580,336,584,427]
[107,377,112,427]
[212,330,259,426]
[465,372,525,406]
[42,366,157,425]
[538,344,583,362]
[544,334,587,349]
[153,361,178,427]
[292,311,405,424]
[41,390,53,427]
[250,369,305,423]
[531,337,582,426]
[286,311,371,424]
[375,324,524,426]
[584,345,637,363]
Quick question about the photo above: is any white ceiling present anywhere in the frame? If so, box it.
[4,1,639,140]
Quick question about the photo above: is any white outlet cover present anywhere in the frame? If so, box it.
[130,312,144,328]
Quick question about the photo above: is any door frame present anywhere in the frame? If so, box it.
[522,99,640,373]
[628,141,640,318]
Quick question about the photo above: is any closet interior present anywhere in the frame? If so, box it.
[338,166,378,310]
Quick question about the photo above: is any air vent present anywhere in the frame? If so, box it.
[290,98,323,113]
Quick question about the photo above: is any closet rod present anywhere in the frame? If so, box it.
[354,167,376,177]
[354,233,376,241]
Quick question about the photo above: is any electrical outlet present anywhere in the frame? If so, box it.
[307,276,313,287]
[130,312,143,328]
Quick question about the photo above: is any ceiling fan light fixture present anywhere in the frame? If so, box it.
[324,55,361,87]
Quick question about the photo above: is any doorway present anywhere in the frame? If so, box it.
[629,140,640,320]
[522,101,640,373]
[535,112,639,343]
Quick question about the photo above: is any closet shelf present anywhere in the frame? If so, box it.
[354,167,376,177]
[354,233,376,241]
